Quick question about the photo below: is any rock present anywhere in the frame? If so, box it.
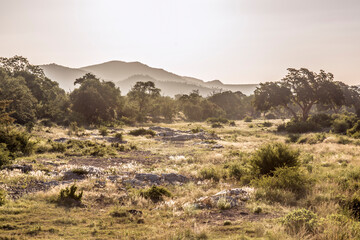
[53,137,68,143]
[194,188,251,209]
[212,144,224,149]
[4,164,33,173]
[62,171,86,180]
[162,173,189,183]
[135,173,161,183]
[122,179,146,187]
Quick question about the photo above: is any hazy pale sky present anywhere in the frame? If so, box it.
[1,0,360,84]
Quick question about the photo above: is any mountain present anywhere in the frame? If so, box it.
[41,64,87,91]
[40,61,258,96]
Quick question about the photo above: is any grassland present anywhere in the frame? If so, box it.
[1,119,360,239]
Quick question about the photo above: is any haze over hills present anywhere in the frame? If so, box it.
[40,61,258,96]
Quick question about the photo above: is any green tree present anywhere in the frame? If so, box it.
[127,81,161,121]
[254,68,344,121]
[70,74,122,124]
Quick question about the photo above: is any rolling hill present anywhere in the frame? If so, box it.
[40,61,258,96]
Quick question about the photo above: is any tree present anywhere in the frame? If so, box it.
[254,68,344,121]
[0,100,14,125]
[127,81,161,121]
[70,74,122,124]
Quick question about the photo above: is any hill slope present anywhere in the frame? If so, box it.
[40,61,258,95]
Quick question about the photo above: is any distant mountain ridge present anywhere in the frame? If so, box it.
[40,60,258,96]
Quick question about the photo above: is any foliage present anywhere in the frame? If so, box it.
[57,184,83,206]
[127,81,161,122]
[254,68,344,121]
[114,133,123,142]
[70,74,122,124]
[282,208,318,234]
[0,127,35,160]
[206,117,229,124]
[99,126,108,136]
[277,120,320,133]
[250,142,300,176]
[199,166,223,182]
[253,167,312,200]
[211,122,223,128]
[0,143,11,167]
[129,128,156,137]
[347,120,360,138]
[140,186,172,203]
[0,189,6,206]
[243,116,252,122]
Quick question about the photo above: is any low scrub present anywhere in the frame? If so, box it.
[129,128,156,137]
[199,166,223,182]
[206,117,229,124]
[250,142,300,176]
[57,184,83,207]
[253,167,312,202]
[277,120,320,133]
[140,186,172,203]
[282,208,318,235]
[243,116,252,122]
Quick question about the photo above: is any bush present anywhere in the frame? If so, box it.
[129,128,156,137]
[0,143,11,167]
[297,133,326,144]
[229,121,236,126]
[226,162,248,181]
[206,117,228,124]
[0,127,35,159]
[308,113,333,128]
[211,123,223,128]
[140,186,172,203]
[339,194,360,220]
[191,127,202,133]
[286,134,301,143]
[114,133,123,142]
[260,121,272,127]
[250,142,300,176]
[199,166,222,182]
[282,208,318,235]
[265,113,276,119]
[278,120,320,133]
[0,189,6,206]
[50,142,66,153]
[243,116,252,122]
[99,126,108,136]
[57,184,83,206]
[347,120,360,138]
[253,167,311,200]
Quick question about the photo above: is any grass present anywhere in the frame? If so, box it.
[2,119,360,239]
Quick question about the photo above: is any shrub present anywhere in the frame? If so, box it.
[217,197,231,210]
[308,113,333,128]
[114,133,123,142]
[50,142,66,153]
[211,122,223,128]
[0,127,35,159]
[286,134,301,143]
[68,122,79,136]
[243,116,252,122]
[199,166,222,182]
[253,167,312,200]
[191,127,202,133]
[229,121,236,126]
[99,126,108,136]
[140,186,172,203]
[129,128,156,137]
[265,113,276,119]
[297,133,326,144]
[206,117,228,124]
[339,194,360,220]
[250,142,300,176]
[347,120,360,138]
[282,209,318,235]
[57,184,83,206]
[0,143,11,167]
[0,189,6,206]
[226,162,248,181]
[260,121,272,127]
[278,120,320,133]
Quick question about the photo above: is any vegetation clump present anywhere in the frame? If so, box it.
[140,186,172,203]
[129,128,156,137]
[250,142,300,176]
[282,208,318,235]
[57,184,83,206]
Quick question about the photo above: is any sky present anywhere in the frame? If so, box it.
[0,0,360,85]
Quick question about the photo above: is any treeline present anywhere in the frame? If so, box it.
[0,56,257,126]
[1,56,360,128]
